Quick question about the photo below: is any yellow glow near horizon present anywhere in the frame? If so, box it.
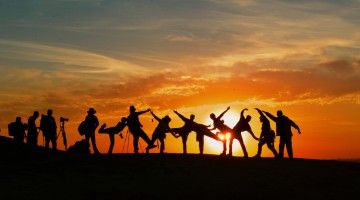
[203,110,248,154]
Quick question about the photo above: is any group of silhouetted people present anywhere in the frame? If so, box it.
[6,105,301,158]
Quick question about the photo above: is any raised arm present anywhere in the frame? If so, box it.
[262,110,277,122]
[136,109,151,116]
[218,106,230,119]
[150,111,161,122]
[173,110,188,122]
[255,108,266,118]
[241,108,248,119]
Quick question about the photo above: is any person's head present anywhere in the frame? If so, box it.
[163,115,171,123]
[121,117,127,123]
[16,116,21,123]
[277,110,283,117]
[190,114,195,121]
[246,115,252,122]
[33,111,39,118]
[130,105,136,113]
[47,109,53,116]
[210,113,216,120]
[87,108,96,115]
[260,115,266,123]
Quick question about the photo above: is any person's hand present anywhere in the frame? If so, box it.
[227,106,230,110]
[244,108,248,111]
[298,129,301,134]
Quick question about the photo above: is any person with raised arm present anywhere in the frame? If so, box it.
[262,109,301,159]
[127,105,155,154]
[253,108,277,158]
[171,111,195,154]
[209,106,233,156]
[146,111,176,154]
[231,108,259,157]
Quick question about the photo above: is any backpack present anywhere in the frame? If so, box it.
[8,122,16,136]
[78,121,87,136]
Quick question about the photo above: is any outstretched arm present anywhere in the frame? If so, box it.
[218,106,230,119]
[255,108,265,118]
[247,127,259,141]
[262,110,277,122]
[150,111,161,122]
[174,110,188,122]
[136,109,151,116]
[290,119,301,134]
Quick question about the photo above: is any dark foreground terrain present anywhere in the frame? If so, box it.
[0,136,359,200]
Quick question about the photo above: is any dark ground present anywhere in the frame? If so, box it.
[1,136,359,200]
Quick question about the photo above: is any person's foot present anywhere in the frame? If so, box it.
[252,154,260,158]
[227,153,233,157]
[220,152,226,156]
[243,155,249,158]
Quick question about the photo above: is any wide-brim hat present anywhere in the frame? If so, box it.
[87,107,96,114]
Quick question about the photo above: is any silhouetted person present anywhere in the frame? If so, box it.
[210,106,232,156]
[174,110,219,154]
[98,117,127,154]
[8,117,27,144]
[231,108,259,157]
[27,111,39,147]
[84,108,100,154]
[254,108,277,158]
[146,111,176,154]
[263,110,301,159]
[40,109,57,150]
[127,106,155,154]
[171,111,195,154]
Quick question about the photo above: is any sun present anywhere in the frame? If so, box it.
[203,109,248,154]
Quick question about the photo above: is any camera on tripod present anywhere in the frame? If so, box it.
[60,117,69,122]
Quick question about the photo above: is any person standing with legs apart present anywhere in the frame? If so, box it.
[262,110,301,159]
[40,109,57,150]
[126,106,155,154]
[231,108,259,157]
[254,108,277,158]
[146,111,176,154]
[84,108,100,154]
[171,111,196,154]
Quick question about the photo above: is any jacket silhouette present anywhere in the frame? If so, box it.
[263,110,301,159]
[40,109,57,150]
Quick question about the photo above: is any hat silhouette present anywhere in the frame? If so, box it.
[87,108,96,114]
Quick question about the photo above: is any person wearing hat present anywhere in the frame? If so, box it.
[126,105,154,154]
[84,107,100,154]
[146,111,176,154]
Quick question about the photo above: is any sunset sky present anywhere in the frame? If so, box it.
[0,0,359,159]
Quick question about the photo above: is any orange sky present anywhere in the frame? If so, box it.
[0,0,359,159]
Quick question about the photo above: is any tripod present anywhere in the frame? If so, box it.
[57,121,68,150]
